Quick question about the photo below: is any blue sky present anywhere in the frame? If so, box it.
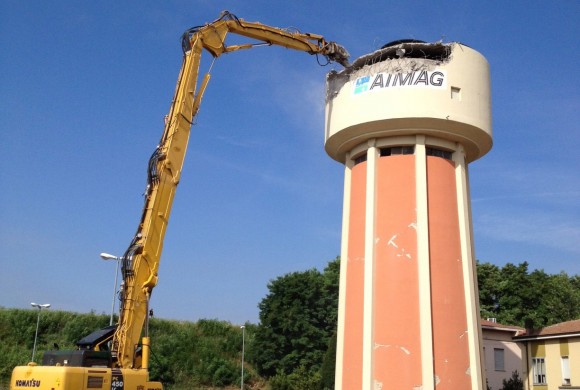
[1,1,578,325]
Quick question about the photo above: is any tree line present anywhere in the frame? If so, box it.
[0,309,260,389]
[477,261,580,328]
[2,259,578,389]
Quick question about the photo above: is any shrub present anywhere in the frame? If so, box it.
[270,366,322,390]
[501,371,524,390]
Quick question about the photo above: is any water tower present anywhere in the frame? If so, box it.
[325,41,491,390]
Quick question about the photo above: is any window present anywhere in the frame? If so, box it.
[354,154,367,165]
[494,348,505,371]
[426,147,453,160]
[451,86,461,100]
[532,357,546,385]
[561,356,571,386]
[380,146,414,157]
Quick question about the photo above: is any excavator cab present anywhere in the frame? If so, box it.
[41,325,116,368]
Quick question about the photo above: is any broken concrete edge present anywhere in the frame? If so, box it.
[326,41,462,102]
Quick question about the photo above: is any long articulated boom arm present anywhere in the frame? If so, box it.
[113,11,349,369]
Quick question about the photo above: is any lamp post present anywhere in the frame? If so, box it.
[240,325,245,390]
[100,252,122,326]
[30,302,50,362]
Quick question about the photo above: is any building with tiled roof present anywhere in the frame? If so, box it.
[514,319,580,389]
[481,318,526,390]
[519,319,580,338]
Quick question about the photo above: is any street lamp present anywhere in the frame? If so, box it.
[240,325,245,390]
[31,302,50,362]
[100,252,122,326]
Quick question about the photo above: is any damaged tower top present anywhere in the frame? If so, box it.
[325,40,492,164]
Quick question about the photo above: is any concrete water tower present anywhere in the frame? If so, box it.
[325,41,492,390]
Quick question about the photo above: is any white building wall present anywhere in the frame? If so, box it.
[482,328,526,390]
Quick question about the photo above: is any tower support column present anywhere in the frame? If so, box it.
[415,136,435,390]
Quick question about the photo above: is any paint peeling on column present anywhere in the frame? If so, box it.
[408,222,417,230]
[387,233,413,259]
[465,366,471,376]
[387,234,398,248]
[413,385,423,390]
[374,380,383,389]
[374,343,411,355]
[459,330,468,339]
[434,375,441,385]
[396,248,413,260]
[374,342,391,349]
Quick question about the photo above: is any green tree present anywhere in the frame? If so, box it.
[477,261,501,319]
[477,261,580,328]
[269,366,322,390]
[496,262,532,326]
[501,370,523,390]
[319,331,337,390]
[541,271,580,325]
[252,257,340,378]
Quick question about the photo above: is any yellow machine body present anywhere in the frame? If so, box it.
[11,365,161,390]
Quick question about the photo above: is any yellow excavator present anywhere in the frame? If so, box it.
[10,11,348,390]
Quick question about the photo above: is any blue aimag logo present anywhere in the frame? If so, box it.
[353,70,446,95]
[354,76,371,94]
